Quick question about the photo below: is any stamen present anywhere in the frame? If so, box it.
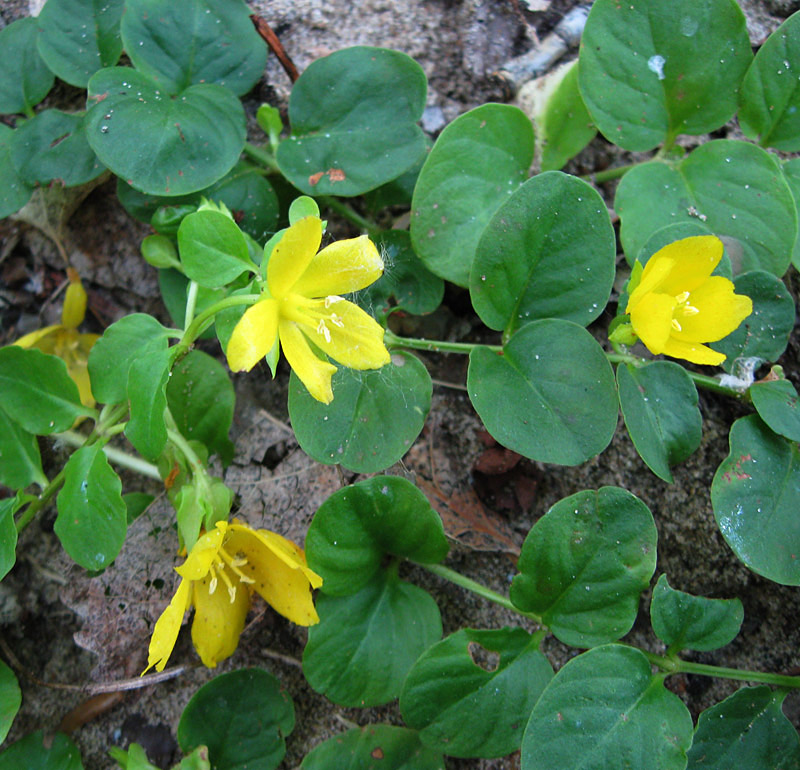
[317,319,332,343]
[208,564,218,595]
[217,546,255,585]
[683,304,699,316]
[324,295,344,308]
[671,319,682,332]
[330,313,344,328]
[215,564,237,603]
[675,291,690,304]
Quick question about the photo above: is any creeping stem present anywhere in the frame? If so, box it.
[175,293,261,358]
[384,329,500,356]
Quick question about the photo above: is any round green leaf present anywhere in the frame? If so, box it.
[467,320,617,466]
[177,668,294,770]
[521,645,692,770]
[470,172,615,332]
[0,659,21,744]
[0,18,54,114]
[739,12,800,151]
[783,158,800,270]
[510,487,657,647]
[0,125,34,219]
[55,444,126,571]
[361,230,444,319]
[0,730,84,770]
[410,103,534,287]
[177,209,254,288]
[687,687,800,770]
[166,350,235,465]
[0,495,21,582]
[303,572,442,707]
[121,0,266,96]
[306,475,448,597]
[9,110,105,187]
[0,346,87,433]
[650,574,743,652]
[85,68,246,196]
[710,270,795,373]
[400,628,553,758]
[288,351,431,474]
[277,46,427,197]
[616,141,797,276]
[712,415,800,585]
[750,379,800,443]
[301,725,445,770]
[36,0,124,88]
[617,361,702,483]
[578,0,751,151]
[636,222,716,266]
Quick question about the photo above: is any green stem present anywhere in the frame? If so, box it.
[421,563,541,623]
[385,329,499,356]
[582,162,640,184]
[243,142,280,172]
[15,467,66,532]
[175,293,261,356]
[55,430,160,480]
[318,196,379,236]
[606,351,744,397]
[166,426,204,475]
[184,280,199,330]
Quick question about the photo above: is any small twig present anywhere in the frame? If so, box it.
[260,648,303,670]
[430,377,468,391]
[257,407,294,437]
[251,15,299,82]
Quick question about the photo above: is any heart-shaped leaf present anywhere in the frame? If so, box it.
[0,18,54,114]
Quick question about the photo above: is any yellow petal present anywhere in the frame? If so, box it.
[626,256,676,314]
[226,299,279,372]
[176,522,227,580]
[291,235,384,297]
[671,277,753,342]
[190,569,250,668]
[649,235,723,297]
[629,292,677,355]
[67,361,95,408]
[143,578,192,674]
[661,337,727,366]
[77,332,100,355]
[62,278,87,329]
[13,326,61,350]
[267,216,323,297]
[279,320,337,404]
[225,526,321,626]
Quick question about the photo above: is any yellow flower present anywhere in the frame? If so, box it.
[625,236,752,366]
[14,268,99,407]
[226,215,390,404]
[144,520,322,672]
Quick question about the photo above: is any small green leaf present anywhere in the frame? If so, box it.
[687,687,800,770]
[615,141,797,276]
[306,475,448,597]
[0,495,21,582]
[650,574,743,652]
[141,234,180,270]
[288,351,431,474]
[511,487,657,647]
[177,209,254,288]
[0,730,84,770]
[300,725,445,770]
[303,572,442,707]
[739,12,800,151]
[617,361,702,482]
[467,320,618,466]
[10,109,105,187]
[88,313,172,405]
[124,344,172,461]
[86,68,246,196]
[521,645,692,770]
[400,628,553,758]
[177,668,294,770]
[0,125,34,219]
[470,172,615,332]
[410,103,534,287]
[36,0,125,88]
[123,492,154,525]
[0,18,54,114]
[256,104,282,149]
[287,196,319,224]
[0,347,87,433]
[578,0,751,151]
[783,158,800,270]
[710,271,795,373]
[121,0,266,96]
[0,659,21,744]
[0,405,47,489]
[166,350,235,465]
[750,379,800,443]
[55,444,126,571]
[277,47,427,197]
[712,415,800,585]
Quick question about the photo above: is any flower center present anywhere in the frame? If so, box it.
[282,293,346,344]
[670,291,700,332]
[206,543,255,603]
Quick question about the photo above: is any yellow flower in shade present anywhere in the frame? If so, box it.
[14,268,99,407]
[144,520,322,672]
[226,215,391,404]
[625,235,753,366]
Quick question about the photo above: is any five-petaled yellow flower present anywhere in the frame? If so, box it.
[625,235,752,366]
[226,215,390,404]
[144,520,322,672]
[14,268,99,406]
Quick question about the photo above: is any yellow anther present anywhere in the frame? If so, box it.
[671,319,682,332]
[675,291,690,304]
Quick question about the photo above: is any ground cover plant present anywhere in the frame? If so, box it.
[1,0,800,767]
